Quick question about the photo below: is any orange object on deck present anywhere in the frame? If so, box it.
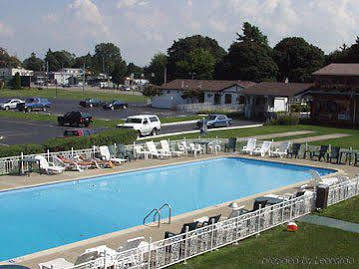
[287,222,298,232]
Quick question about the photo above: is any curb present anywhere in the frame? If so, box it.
[137,124,263,140]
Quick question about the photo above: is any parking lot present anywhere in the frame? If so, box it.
[0,97,260,145]
[0,98,192,120]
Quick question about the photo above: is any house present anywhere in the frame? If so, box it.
[152,79,256,109]
[307,63,359,127]
[0,67,33,78]
[53,68,84,86]
[242,82,313,119]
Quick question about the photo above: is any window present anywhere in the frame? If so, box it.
[207,94,213,98]
[149,116,159,122]
[225,94,232,104]
[167,90,171,94]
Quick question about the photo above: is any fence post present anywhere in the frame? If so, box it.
[257,204,262,234]
[147,236,152,269]
[47,149,50,162]
[71,147,74,157]
[21,152,24,175]
[183,226,189,264]
[289,199,293,220]
[103,249,106,269]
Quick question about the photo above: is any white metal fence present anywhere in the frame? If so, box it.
[61,193,316,269]
[0,138,230,176]
[327,176,359,206]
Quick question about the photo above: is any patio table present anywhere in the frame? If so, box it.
[194,141,210,154]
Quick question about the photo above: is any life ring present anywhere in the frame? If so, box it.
[287,222,298,232]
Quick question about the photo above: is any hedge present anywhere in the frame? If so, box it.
[0,128,137,158]
[267,113,299,126]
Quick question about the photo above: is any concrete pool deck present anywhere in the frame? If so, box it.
[1,153,358,268]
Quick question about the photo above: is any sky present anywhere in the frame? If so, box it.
[0,0,358,66]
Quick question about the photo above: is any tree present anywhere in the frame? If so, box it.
[111,60,127,88]
[93,43,123,75]
[73,53,93,70]
[326,37,359,64]
[44,49,76,71]
[167,35,226,80]
[23,52,44,71]
[215,23,278,82]
[0,48,21,68]
[12,72,21,89]
[236,22,269,47]
[142,84,161,97]
[126,63,143,78]
[175,48,216,80]
[182,88,204,103]
[144,53,168,85]
[273,37,325,82]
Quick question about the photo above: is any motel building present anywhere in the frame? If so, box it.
[307,63,359,127]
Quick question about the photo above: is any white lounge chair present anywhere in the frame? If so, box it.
[178,141,190,155]
[76,245,118,268]
[189,143,203,156]
[34,155,65,175]
[270,142,291,158]
[208,140,221,153]
[39,258,74,269]
[160,140,184,157]
[242,138,257,154]
[250,141,272,157]
[119,236,148,251]
[146,141,171,158]
[99,146,126,165]
[134,145,151,159]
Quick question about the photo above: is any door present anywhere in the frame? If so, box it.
[225,94,232,104]
[142,118,152,135]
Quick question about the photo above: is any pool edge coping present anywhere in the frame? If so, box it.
[0,154,343,264]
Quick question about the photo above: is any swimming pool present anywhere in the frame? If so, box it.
[0,157,335,261]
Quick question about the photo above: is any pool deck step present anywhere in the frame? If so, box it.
[298,215,359,233]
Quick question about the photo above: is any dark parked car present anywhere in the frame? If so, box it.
[103,100,128,110]
[58,111,93,127]
[79,98,104,108]
[63,128,97,137]
[17,97,51,112]
[196,114,232,128]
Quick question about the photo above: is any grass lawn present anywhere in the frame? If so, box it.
[0,88,148,103]
[317,196,359,224]
[171,222,359,269]
[149,124,359,145]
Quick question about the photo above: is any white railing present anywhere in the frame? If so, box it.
[0,138,229,176]
[62,194,315,269]
[176,103,244,113]
[327,176,359,206]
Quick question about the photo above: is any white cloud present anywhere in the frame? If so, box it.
[117,0,149,9]
[0,22,13,37]
[69,0,109,37]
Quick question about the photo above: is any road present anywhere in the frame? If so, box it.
[0,117,260,145]
[0,98,192,120]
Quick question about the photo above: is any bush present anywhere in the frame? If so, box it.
[268,113,299,126]
[43,128,138,152]
[0,144,45,158]
[0,129,137,158]
[291,104,310,113]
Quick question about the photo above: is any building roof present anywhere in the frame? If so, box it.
[313,64,359,77]
[159,79,256,92]
[242,82,314,97]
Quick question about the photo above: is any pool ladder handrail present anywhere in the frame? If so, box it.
[143,203,172,228]
[153,203,172,224]
[143,208,161,227]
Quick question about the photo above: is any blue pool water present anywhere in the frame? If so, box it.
[0,157,334,260]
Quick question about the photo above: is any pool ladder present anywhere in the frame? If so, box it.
[143,203,172,227]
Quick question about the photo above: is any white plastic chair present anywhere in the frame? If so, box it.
[242,138,257,154]
[250,141,272,157]
[34,155,65,175]
[270,142,291,158]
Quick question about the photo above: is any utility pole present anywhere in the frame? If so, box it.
[46,61,49,89]
[163,66,167,84]
[82,64,86,93]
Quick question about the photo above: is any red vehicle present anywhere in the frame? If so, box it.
[63,129,96,137]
